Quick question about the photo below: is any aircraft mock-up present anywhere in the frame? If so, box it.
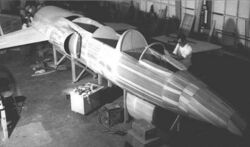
[0,6,246,136]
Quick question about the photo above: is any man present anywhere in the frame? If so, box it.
[171,33,192,69]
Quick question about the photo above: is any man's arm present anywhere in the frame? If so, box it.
[171,53,184,60]
[172,43,179,55]
[170,43,184,60]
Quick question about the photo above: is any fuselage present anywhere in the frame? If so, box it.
[28,6,246,135]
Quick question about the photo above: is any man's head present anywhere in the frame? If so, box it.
[177,33,187,47]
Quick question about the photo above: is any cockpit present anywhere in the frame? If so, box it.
[117,30,187,73]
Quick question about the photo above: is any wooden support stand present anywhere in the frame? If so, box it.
[52,45,92,83]
[70,55,87,83]
[97,74,113,87]
[52,46,67,68]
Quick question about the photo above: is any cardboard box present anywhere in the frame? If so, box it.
[70,83,104,115]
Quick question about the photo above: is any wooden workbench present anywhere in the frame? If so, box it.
[152,35,222,53]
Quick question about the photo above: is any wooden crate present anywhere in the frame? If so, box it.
[70,83,104,115]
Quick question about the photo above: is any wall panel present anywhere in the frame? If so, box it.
[213,14,224,30]
[237,18,246,36]
[168,6,176,17]
[186,0,195,9]
[132,0,250,49]
[238,0,250,18]
[225,0,238,16]
[213,0,225,14]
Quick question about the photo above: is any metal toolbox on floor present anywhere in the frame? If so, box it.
[70,83,104,115]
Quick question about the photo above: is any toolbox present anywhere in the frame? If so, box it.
[103,103,123,127]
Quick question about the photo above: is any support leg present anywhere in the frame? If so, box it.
[71,56,76,82]
[53,45,58,67]
[107,80,112,87]
[0,96,8,141]
[123,90,129,123]
[71,57,87,83]
[53,45,88,83]
[170,114,181,131]
[52,45,67,68]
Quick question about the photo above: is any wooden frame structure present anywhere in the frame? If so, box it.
[52,45,91,83]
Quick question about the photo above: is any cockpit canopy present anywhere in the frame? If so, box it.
[117,30,187,73]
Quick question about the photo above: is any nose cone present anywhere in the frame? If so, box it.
[175,71,246,135]
[192,88,246,135]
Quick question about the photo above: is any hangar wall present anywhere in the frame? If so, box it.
[1,0,250,53]
[130,0,250,52]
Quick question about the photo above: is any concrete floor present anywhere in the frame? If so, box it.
[0,50,126,147]
[0,2,250,146]
[0,45,250,147]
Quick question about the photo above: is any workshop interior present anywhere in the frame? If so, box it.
[0,0,250,147]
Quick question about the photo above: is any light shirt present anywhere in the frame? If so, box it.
[22,23,28,29]
[173,43,192,58]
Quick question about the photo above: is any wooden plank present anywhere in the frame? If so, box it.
[179,13,195,37]
[175,0,181,20]
[194,0,203,32]
[208,20,216,42]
